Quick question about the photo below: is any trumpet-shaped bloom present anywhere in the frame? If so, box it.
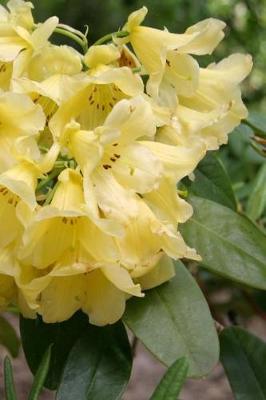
[119,7,225,99]
[0,160,40,249]
[0,91,45,172]
[0,2,252,326]
[50,65,143,134]
[19,169,122,268]
[175,54,253,149]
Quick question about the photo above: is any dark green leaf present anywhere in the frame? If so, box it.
[123,261,219,377]
[245,112,266,138]
[20,311,89,390]
[4,356,17,400]
[229,124,265,165]
[150,357,189,400]
[187,153,237,210]
[220,327,266,399]
[180,196,266,289]
[56,321,132,400]
[0,315,20,357]
[246,163,266,221]
[28,345,53,400]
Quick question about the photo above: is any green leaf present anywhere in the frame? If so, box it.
[20,311,89,390]
[220,327,266,399]
[187,153,237,210]
[123,261,219,377]
[245,112,266,138]
[246,163,266,221]
[229,124,265,165]
[0,315,20,357]
[150,357,189,400]
[56,322,132,400]
[4,356,17,400]
[28,345,53,400]
[180,196,266,289]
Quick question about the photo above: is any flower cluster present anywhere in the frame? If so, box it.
[0,1,252,325]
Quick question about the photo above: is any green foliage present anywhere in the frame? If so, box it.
[181,196,266,289]
[220,327,266,399]
[20,312,89,390]
[56,322,132,400]
[123,261,219,377]
[0,316,20,358]
[246,112,266,139]
[247,164,266,222]
[3,357,17,400]
[28,346,52,400]
[185,152,237,210]
[150,357,189,400]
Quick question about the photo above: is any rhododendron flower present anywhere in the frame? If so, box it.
[0,1,252,325]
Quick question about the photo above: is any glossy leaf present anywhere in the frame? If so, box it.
[188,153,237,210]
[150,357,188,400]
[0,315,20,357]
[246,163,266,221]
[28,345,52,400]
[56,321,132,400]
[220,327,266,399]
[20,312,89,390]
[4,356,17,400]
[181,196,266,289]
[245,112,266,138]
[123,261,219,377]
[229,124,265,165]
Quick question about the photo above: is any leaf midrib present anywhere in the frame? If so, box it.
[154,289,199,373]
[189,217,266,268]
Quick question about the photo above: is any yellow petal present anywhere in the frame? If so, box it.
[112,142,163,193]
[39,275,85,323]
[144,177,193,225]
[137,254,175,290]
[82,269,126,326]
[28,45,82,81]
[84,44,120,69]
[92,169,139,222]
[141,140,205,181]
[102,264,143,297]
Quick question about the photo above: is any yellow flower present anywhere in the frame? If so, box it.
[5,0,34,30]
[0,245,17,309]
[84,44,120,70]
[0,62,13,90]
[17,260,142,325]
[84,43,140,71]
[12,16,59,78]
[19,169,123,269]
[174,54,253,149]
[0,3,253,327]
[58,96,160,222]
[0,160,40,249]
[13,45,83,104]
[0,0,58,66]
[50,65,143,134]
[136,254,175,291]
[0,91,45,172]
[119,7,225,98]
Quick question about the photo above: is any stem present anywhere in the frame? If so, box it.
[44,182,59,205]
[93,30,129,46]
[36,168,62,192]
[54,27,88,53]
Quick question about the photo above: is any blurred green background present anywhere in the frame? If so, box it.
[16,0,266,111]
